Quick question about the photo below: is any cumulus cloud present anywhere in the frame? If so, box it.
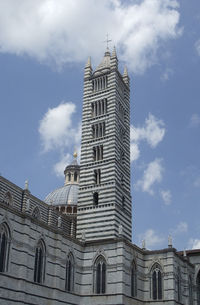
[195,40,200,56]
[189,113,200,128]
[130,113,165,162]
[188,238,200,250]
[39,102,79,152]
[39,102,81,176]
[135,158,163,194]
[139,229,164,249]
[160,189,171,205]
[0,0,181,73]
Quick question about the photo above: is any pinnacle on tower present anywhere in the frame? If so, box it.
[123,66,130,86]
[111,46,117,58]
[84,56,92,79]
[110,46,118,69]
[85,56,91,68]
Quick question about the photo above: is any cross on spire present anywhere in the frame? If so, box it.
[104,34,112,50]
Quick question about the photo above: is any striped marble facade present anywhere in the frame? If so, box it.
[77,50,132,241]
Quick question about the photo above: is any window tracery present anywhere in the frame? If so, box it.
[94,256,106,294]
[32,206,41,220]
[65,253,74,292]
[151,263,163,300]
[34,240,46,283]
[0,223,10,273]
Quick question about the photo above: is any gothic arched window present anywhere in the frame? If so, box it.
[197,271,200,305]
[131,261,137,297]
[34,240,46,283]
[151,264,162,300]
[0,223,10,272]
[65,253,75,292]
[94,256,106,294]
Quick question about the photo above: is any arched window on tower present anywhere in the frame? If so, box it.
[197,271,200,305]
[65,253,75,292]
[131,261,137,297]
[93,192,99,206]
[68,172,71,182]
[0,223,10,272]
[34,240,46,283]
[94,256,106,294]
[151,263,163,300]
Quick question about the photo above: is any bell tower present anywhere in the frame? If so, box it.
[77,48,132,241]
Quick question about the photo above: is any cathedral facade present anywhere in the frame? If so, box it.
[0,49,200,305]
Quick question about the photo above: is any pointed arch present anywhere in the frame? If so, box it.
[33,239,46,283]
[65,252,75,292]
[94,255,106,294]
[151,263,163,300]
[131,260,137,297]
[0,222,11,272]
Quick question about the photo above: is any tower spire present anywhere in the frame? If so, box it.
[84,56,92,79]
[123,66,130,86]
[110,46,118,70]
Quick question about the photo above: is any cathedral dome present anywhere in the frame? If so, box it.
[44,152,80,208]
[44,184,78,206]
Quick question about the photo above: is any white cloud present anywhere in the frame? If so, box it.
[130,142,140,162]
[160,189,171,205]
[188,238,200,250]
[39,102,81,176]
[0,0,181,73]
[189,113,200,128]
[135,158,163,194]
[130,113,165,162]
[39,102,79,152]
[195,40,200,56]
[53,153,72,177]
[139,229,164,249]
[131,114,165,147]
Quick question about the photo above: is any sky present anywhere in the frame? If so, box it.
[0,0,200,251]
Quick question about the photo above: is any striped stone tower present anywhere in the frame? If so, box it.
[77,47,132,241]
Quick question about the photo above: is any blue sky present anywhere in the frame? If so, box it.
[0,0,200,250]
